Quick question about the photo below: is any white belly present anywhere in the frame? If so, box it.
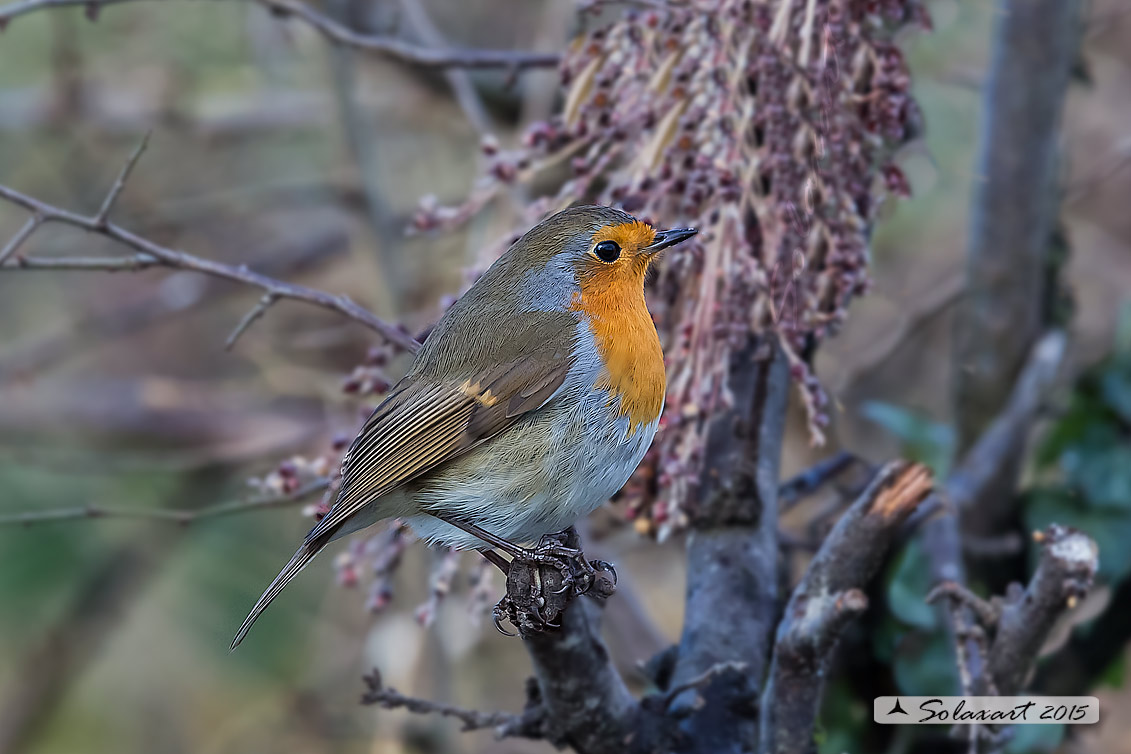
[403,387,658,550]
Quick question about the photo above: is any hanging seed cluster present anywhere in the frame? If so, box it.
[258,0,928,615]
[414,0,927,538]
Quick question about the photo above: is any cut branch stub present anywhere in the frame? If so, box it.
[759,461,933,754]
[986,524,1098,695]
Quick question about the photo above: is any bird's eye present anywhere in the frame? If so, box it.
[594,240,621,263]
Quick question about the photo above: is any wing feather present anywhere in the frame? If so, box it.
[231,345,575,649]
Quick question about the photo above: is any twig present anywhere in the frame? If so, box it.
[4,254,161,271]
[94,131,149,226]
[660,661,748,709]
[0,0,562,72]
[778,451,862,509]
[361,668,522,733]
[0,215,41,265]
[396,0,492,133]
[0,178,419,351]
[760,462,934,754]
[926,581,1001,628]
[256,0,559,69]
[0,476,329,527]
[948,331,1066,516]
[834,272,964,393]
[224,293,279,350]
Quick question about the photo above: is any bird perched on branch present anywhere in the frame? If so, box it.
[232,205,696,647]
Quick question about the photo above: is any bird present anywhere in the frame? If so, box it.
[231,205,696,648]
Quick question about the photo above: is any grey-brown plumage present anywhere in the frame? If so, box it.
[231,206,689,650]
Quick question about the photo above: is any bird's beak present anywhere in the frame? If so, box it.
[644,227,698,256]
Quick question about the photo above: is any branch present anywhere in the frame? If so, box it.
[951,0,1080,451]
[94,130,149,225]
[395,0,492,133]
[985,525,1098,695]
[778,451,863,510]
[0,215,41,266]
[0,477,329,527]
[666,332,791,752]
[0,156,419,352]
[760,462,934,754]
[920,330,1067,590]
[919,330,1067,700]
[508,529,643,754]
[0,0,561,71]
[361,668,526,734]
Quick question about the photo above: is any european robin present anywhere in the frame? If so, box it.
[232,205,696,647]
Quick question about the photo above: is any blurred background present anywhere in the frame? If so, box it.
[0,1,1129,752]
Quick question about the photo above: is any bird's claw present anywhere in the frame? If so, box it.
[590,559,617,586]
[492,599,516,636]
[490,532,618,636]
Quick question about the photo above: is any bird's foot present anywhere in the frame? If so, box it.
[491,529,616,635]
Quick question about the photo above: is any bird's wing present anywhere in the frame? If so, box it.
[230,355,572,649]
[311,356,573,543]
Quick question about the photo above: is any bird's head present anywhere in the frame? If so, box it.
[501,205,697,309]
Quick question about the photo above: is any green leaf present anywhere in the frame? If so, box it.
[817,678,869,754]
[1035,390,1109,469]
[1098,653,1126,690]
[1060,428,1131,511]
[886,540,939,630]
[861,402,955,476]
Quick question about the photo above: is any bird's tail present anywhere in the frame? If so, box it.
[230,539,322,651]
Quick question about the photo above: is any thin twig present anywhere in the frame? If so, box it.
[926,581,1001,628]
[660,661,748,708]
[225,292,279,350]
[94,131,149,226]
[0,0,562,72]
[0,215,41,265]
[833,272,964,392]
[4,253,161,271]
[0,180,420,351]
[361,669,522,733]
[0,477,329,527]
[778,451,863,509]
[396,0,491,133]
[257,0,559,69]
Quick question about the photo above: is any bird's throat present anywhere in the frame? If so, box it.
[570,277,665,433]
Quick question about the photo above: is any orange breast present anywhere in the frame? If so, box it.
[570,276,666,433]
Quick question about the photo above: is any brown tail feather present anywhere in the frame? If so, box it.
[230,539,322,651]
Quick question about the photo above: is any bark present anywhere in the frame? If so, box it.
[666,333,790,752]
[759,463,933,754]
[953,0,1080,462]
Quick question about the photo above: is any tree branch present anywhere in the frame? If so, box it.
[952,0,1080,452]
[361,668,527,734]
[920,330,1067,606]
[665,332,790,752]
[985,525,1098,695]
[0,476,329,527]
[519,594,642,754]
[759,462,933,754]
[0,0,561,71]
[0,174,420,352]
[778,451,863,510]
[94,131,149,226]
